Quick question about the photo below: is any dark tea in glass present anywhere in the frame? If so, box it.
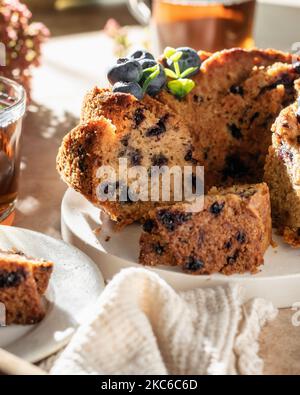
[128,0,256,54]
[0,77,25,224]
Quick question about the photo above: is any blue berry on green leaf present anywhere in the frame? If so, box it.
[163,46,199,98]
[166,47,201,78]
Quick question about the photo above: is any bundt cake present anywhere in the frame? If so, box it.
[57,46,300,275]
[0,250,53,325]
[140,183,271,275]
[264,89,300,248]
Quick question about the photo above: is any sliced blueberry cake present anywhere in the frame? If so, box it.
[264,92,300,248]
[140,183,271,275]
[57,99,197,227]
[57,45,300,275]
[0,250,53,325]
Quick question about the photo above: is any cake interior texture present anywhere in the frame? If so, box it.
[0,250,53,325]
[140,183,271,275]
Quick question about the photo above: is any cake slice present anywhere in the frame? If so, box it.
[0,250,53,325]
[264,94,300,248]
[57,93,197,228]
[140,183,271,275]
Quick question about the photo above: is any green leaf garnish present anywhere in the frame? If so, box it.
[180,66,198,78]
[142,64,160,93]
[162,46,199,99]
[163,46,176,59]
[174,61,181,78]
[170,51,183,62]
[167,78,195,99]
[143,65,159,74]
[164,68,178,79]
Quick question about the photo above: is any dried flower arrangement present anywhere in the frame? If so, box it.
[103,18,149,58]
[0,0,49,97]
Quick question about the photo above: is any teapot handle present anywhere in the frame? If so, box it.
[127,0,152,26]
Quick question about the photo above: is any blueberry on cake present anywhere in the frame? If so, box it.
[0,250,53,325]
[140,183,271,275]
[264,90,300,248]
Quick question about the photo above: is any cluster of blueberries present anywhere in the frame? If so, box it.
[107,47,201,100]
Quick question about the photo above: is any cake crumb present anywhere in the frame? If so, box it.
[270,238,278,248]
[93,226,102,235]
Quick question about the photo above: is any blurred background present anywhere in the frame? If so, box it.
[22,0,299,50]
[18,0,300,112]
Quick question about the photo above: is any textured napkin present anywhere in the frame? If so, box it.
[49,268,277,375]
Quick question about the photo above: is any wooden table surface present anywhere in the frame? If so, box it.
[14,6,300,374]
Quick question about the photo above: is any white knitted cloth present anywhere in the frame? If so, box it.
[50,268,277,375]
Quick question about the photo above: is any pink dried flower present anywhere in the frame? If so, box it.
[103,18,131,58]
[104,18,121,39]
[0,0,50,98]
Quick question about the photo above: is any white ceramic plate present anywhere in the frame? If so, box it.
[0,225,105,362]
[61,188,300,308]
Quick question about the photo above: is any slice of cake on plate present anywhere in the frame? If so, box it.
[140,183,271,275]
[0,250,53,325]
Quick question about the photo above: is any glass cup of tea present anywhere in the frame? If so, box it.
[0,77,26,225]
[127,0,256,54]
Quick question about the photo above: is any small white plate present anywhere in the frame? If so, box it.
[61,188,300,308]
[0,225,105,363]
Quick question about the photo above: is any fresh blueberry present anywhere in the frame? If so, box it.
[107,58,143,85]
[167,47,201,77]
[142,64,166,96]
[130,50,154,61]
[112,81,144,100]
[184,256,204,272]
[139,59,157,70]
